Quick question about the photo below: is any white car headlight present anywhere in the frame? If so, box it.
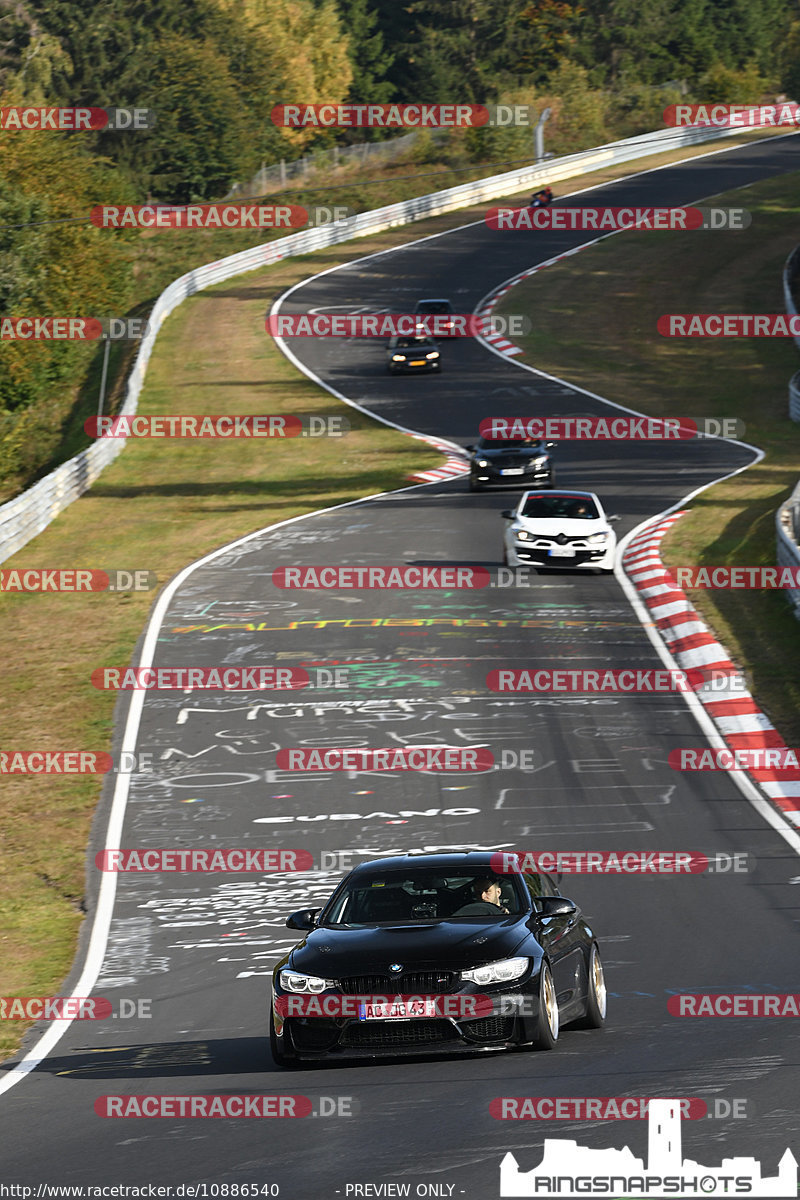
[279,970,337,994]
[426,351,440,359]
[515,529,532,541]
[391,354,406,362]
[531,456,546,467]
[586,532,608,544]
[477,458,489,467]
[461,957,530,985]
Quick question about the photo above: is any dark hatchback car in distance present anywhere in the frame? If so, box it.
[270,851,606,1064]
[413,297,456,336]
[387,334,441,373]
[467,435,555,491]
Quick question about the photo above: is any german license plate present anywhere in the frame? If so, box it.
[410,359,427,366]
[500,468,524,475]
[549,545,575,557]
[358,998,437,1020]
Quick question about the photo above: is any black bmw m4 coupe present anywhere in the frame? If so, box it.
[270,851,606,1065]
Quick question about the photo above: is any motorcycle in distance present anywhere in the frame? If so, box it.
[529,187,554,208]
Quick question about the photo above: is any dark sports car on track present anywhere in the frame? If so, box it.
[387,334,441,373]
[269,851,606,1065]
[467,435,555,491]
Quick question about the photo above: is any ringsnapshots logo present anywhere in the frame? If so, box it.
[270,102,535,128]
[499,1098,797,1197]
[0,106,155,131]
[486,206,750,231]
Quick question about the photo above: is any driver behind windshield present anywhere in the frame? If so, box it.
[453,877,509,917]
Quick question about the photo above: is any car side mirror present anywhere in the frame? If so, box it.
[286,908,319,931]
[538,896,577,918]
[465,444,475,452]
[607,514,621,523]
[500,509,514,519]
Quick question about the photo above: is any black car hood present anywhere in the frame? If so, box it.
[289,919,532,977]
[474,449,546,466]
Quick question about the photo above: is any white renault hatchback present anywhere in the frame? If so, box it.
[501,490,619,572]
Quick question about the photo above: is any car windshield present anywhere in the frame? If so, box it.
[478,437,542,450]
[395,336,433,349]
[321,868,523,925]
[521,495,599,519]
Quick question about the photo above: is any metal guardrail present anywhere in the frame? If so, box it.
[782,244,800,355]
[790,370,800,422]
[778,245,800,611]
[0,119,764,564]
[776,481,800,615]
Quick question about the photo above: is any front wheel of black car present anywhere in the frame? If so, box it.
[575,943,607,1029]
[529,962,559,1050]
[270,1011,300,1069]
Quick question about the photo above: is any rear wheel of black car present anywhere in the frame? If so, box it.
[575,943,607,1028]
[529,962,559,1050]
[270,1011,300,1069]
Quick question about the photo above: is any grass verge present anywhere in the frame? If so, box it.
[492,168,800,744]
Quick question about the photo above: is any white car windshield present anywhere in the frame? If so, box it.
[521,495,598,520]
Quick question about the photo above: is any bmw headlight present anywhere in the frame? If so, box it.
[586,533,608,544]
[279,970,337,994]
[461,957,530,985]
[426,351,440,359]
[516,529,532,541]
